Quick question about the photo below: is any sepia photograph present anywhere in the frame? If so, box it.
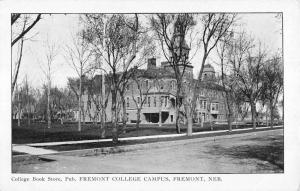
[10,12,285,174]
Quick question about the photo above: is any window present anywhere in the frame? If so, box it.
[154,96,156,107]
[211,103,215,111]
[203,100,207,109]
[216,103,219,110]
[160,96,164,106]
[126,97,130,107]
[171,115,173,122]
[148,97,151,107]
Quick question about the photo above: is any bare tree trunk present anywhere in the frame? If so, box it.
[111,89,118,143]
[270,100,274,128]
[183,100,193,136]
[282,97,284,121]
[101,108,106,138]
[12,35,24,95]
[27,106,31,126]
[82,104,85,125]
[228,113,232,132]
[175,90,181,134]
[136,108,141,129]
[265,106,269,127]
[159,97,162,127]
[17,85,21,127]
[26,78,31,127]
[209,113,213,131]
[186,109,193,136]
[121,97,127,131]
[78,76,82,132]
[226,98,233,132]
[60,109,64,125]
[250,101,257,130]
[47,78,51,129]
[100,73,106,138]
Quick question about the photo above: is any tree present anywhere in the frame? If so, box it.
[84,73,111,138]
[11,14,41,47]
[130,69,153,129]
[229,35,266,129]
[189,13,236,135]
[40,39,59,129]
[64,33,93,132]
[81,14,153,143]
[35,85,48,121]
[24,75,31,126]
[12,77,37,126]
[12,20,26,95]
[11,14,42,94]
[261,55,283,127]
[216,35,234,131]
[51,87,66,124]
[150,13,197,134]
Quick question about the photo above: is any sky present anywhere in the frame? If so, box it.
[12,13,282,90]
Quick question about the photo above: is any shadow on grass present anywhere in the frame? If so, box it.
[206,135,284,170]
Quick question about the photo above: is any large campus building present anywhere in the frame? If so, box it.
[123,60,227,125]
[82,27,228,125]
[82,59,227,125]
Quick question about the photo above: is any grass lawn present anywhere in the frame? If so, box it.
[12,120,274,144]
[207,134,284,171]
[31,127,283,153]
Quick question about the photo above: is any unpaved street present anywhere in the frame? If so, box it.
[13,129,283,173]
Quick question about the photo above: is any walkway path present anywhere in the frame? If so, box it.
[12,125,283,156]
[13,145,58,155]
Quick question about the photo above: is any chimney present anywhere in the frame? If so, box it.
[147,58,156,69]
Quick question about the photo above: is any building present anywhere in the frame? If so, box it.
[82,60,227,126]
[122,60,227,125]
[82,25,228,125]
